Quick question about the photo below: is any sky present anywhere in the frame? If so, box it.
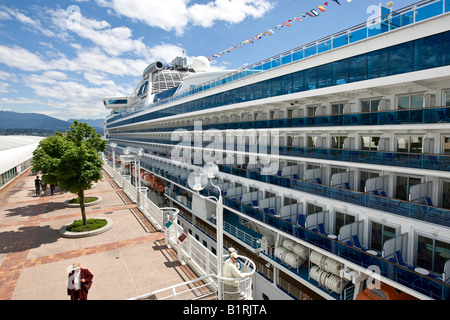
[0,0,422,121]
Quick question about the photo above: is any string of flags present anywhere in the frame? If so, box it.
[207,0,352,61]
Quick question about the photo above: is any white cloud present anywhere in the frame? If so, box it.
[188,0,274,28]
[96,0,190,35]
[0,45,51,71]
[0,6,56,37]
[96,0,274,35]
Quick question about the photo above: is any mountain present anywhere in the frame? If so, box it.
[0,110,71,131]
[68,118,104,130]
[0,111,104,135]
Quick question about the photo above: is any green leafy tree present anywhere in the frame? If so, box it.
[32,121,107,225]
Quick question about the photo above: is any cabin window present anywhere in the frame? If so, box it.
[370,221,396,251]
[417,235,450,274]
[335,211,355,236]
[395,175,422,201]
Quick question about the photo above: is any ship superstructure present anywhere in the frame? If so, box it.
[103,0,450,300]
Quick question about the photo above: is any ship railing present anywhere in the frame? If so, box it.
[126,131,450,172]
[128,264,255,301]
[138,0,449,112]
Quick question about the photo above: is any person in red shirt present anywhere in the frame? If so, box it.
[67,262,94,300]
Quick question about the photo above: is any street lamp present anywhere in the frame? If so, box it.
[187,162,224,299]
[109,142,117,170]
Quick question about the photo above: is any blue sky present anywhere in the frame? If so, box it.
[0,0,421,121]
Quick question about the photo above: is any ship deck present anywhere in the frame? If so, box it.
[0,167,203,300]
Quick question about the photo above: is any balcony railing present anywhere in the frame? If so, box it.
[114,106,450,133]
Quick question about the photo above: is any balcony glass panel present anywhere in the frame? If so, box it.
[304,45,317,58]
[292,49,303,62]
[318,40,332,53]
[415,1,444,22]
[333,32,349,48]
[349,27,367,43]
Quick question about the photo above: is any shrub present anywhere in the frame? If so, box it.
[66,218,107,232]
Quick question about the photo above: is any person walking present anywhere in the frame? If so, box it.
[67,262,94,300]
[50,184,55,196]
[34,176,41,197]
[41,181,47,197]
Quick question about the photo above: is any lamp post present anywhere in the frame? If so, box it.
[109,142,117,171]
[187,162,224,299]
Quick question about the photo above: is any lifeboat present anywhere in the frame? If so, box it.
[356,283,418,300]
[142,173,154,187]
[152,176,165,193]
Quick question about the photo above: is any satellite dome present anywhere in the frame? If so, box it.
[191,56,210,72]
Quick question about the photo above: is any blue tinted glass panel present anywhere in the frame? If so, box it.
[317,63,332,88]
[415,1,443,22]
[281,74,293,94]
[262,81,271,98]
[367,23,382,37]
[389,42,413,75]
[333,33,349,48]
[292,49,303,61]
[414,33,442,71]
[272,77,282,96]
[305,68,317,90]
[443,31,450,66]
[281,54,292,65]
[263,62,271,70]
[349,27,367,43]
[305,45,317,58]
[349,55,367,82]
[272,58,281,68]
[368,48,388,79]
[447,0,450,12]
[400,11,414,27]
[332,59,348,85]
[254,82,263,99]
[292,71,304,92]
[318,40,332,53]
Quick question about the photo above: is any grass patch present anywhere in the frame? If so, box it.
[68,196,98,204]
[66,218,107,232]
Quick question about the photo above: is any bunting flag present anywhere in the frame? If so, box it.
[207,0,351,61]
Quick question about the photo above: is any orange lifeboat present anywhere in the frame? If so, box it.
[152,176,165,193]
[142,174,154,187]
[356,283,418,300]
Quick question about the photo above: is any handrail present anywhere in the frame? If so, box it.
[128,255,256,300]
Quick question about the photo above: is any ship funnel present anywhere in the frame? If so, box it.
[142,61,164,78]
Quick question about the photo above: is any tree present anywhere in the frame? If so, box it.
[32,121,107,225]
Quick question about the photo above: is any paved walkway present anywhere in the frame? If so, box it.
[0,168,200,300]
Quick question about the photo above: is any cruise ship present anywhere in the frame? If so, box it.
[102,0,450,300]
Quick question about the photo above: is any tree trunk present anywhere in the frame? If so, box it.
[78,190,87,225]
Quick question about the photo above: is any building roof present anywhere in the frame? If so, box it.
[0,136,44,174]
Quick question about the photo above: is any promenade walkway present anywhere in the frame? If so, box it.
[0,168,200,300]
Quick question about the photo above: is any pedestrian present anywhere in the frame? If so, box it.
[67,262,94,300]
[50,184,55,196]
[34,176,41,197]
[41,181,47,197]
[221,251,252,300]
